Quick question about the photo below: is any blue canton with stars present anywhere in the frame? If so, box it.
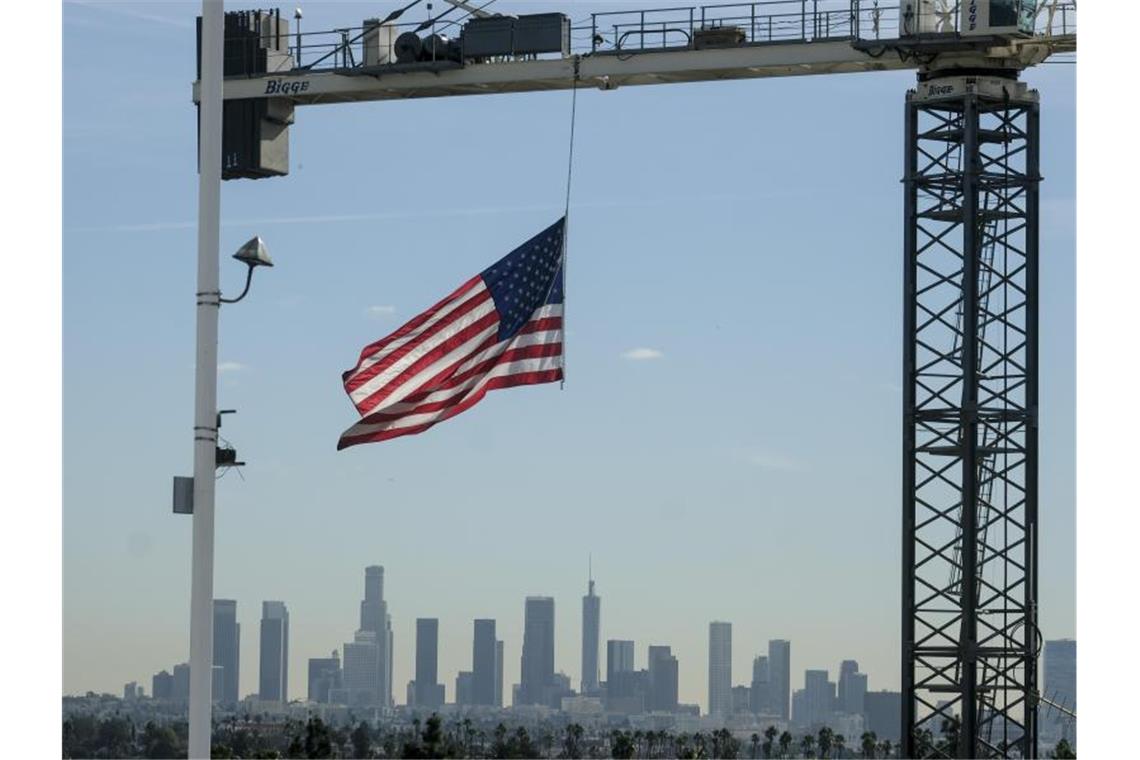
[480,217,565,341]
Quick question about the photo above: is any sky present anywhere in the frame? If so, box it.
[62,1,1075,712]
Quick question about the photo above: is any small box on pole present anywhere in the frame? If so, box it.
[173,476,194,514]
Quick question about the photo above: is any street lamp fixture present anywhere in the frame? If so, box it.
[220,236,273,304]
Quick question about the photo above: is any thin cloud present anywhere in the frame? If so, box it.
[217,361,247,374]
[367,305,397,316]
[622,348,664,361]
[68,188,828,234]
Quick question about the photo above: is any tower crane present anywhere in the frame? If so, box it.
[187,2,1076,758]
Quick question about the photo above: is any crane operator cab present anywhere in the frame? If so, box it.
[902,0,1039,38]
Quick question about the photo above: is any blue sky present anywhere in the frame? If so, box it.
[62,1,1074,710]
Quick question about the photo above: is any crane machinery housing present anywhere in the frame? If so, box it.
[190,2,1076,757]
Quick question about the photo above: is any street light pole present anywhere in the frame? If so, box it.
[189,1,223,757]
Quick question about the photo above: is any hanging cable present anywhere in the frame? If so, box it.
[560,55,581,389]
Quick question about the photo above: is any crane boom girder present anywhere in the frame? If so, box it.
[193,40,928,106]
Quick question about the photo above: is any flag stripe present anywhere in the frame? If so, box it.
[343,276,482,379]
[345,286,493,395]
[337,358,563,448]
[351,343,563,424]
[352,312,499,414]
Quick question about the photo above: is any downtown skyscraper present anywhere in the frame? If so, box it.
[768,639,792,720]
[258,601,289,702]
[358,565,393,707]
[472,619,498,706]
[581,572,601,696]
[212,600,240,705]
[518,596,555,706]
[708,621,732,717]
[414,618,444,708]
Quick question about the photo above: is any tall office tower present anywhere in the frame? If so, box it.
[259,601,290,702]
[768,640,792,720]
[581,573,601,696]
[455,671,474,706]
[708,622,732,718]
[152,670,174,701]
[648,645,679,712]
[342,630,381,706]
[837,659,867,715]
[308,651,342,704]
[173,662,191,703]
[802,669,836,728]
[213,599,241,705]
[519,596,555,706]
[494,639,504,707]
[1044,639,1077,740]
[359,566,393,707]
[414,618,444,707]
[606,639,635,684]
[864,690,902,742]
[212,665,225,702]
[472,619,497,705]
[1044,639,1076,710]
[124,681,139,701]
[750,656,770,714]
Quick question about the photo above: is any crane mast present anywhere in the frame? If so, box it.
[190,3,1075,757]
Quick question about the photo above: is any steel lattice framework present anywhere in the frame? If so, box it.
[902,81,1040,759]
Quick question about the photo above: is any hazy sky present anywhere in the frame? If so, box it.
[62,1,1075,711]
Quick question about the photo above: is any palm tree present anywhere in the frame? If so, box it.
[762,726,778,759]
[751,733,761,759]
[817,727,833,759]
[799,734,815,759]
[859,732,877,759]
[877,739,892,759]
[778,731,793,760]
[833,734,845,759]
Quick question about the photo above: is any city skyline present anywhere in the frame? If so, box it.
[60,0,1076,727]
[97,561,1072,720]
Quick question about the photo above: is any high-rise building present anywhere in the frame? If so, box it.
[648,645,679,713]
[213,599,240,705]
[581,573,601,696]
[800,669,836,728]
[259,601,289,702]
[472,619,497,706]
[414,618,444,708]
[308,652,342,704]
[1044,639,1076,711]
[494,639,504,707]
[864,690,902,742]
[455,671,474,706]
[124,682,139,701]
[519,596,555,706]
[152,670,173,701]
[1044,639,1077,741]
[768,640,792,721]
[837,660,866,715]
[750,656,770,714]
[342,630,381,706]
[172,662,191,703]
[606,640,635,684]
[732,685,752,714]
[358,566,394,708]
[708,622,732,717]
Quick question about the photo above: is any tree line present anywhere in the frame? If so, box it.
[62,712,1075,758]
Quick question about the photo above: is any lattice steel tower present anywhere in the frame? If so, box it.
[902,70,1040,759]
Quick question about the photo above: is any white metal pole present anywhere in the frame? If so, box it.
[189,1,223,757]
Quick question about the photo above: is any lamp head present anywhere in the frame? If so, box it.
[232,236,273,268]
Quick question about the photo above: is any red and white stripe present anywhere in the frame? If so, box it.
[337,279,563,449]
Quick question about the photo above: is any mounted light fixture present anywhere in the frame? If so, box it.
[221,236,273,304]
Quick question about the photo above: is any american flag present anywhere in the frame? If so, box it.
[337,218,565,450]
